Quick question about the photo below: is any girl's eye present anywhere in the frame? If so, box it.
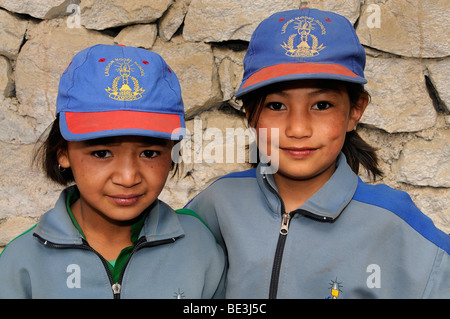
[92,150,112,158]
[312,101,333,110]
[266,102,287,111]
[140,150,159,158]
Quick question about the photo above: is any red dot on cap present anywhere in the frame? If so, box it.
[279,18,285,22]
[117,44,126,47]
[325,18,332,22]
[98,58,106,62]
[168,68,172,73]
[142,60,149,64]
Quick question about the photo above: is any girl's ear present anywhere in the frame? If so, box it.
[57,149,70,169]
[347,92,369,132]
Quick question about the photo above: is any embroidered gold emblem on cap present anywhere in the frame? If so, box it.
[281,16,326,58]
[105,58,146,101]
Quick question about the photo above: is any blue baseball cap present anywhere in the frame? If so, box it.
[235,8,367,98]
[56,44,185,141]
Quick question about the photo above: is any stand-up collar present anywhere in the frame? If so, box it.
[34,186,185,245]
[256,153,358,221]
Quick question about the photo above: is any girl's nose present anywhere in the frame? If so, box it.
[111,156,142,187]
[285,108,312,139]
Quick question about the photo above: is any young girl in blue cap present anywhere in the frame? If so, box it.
[186,8,450,298]
[0,44,225,299]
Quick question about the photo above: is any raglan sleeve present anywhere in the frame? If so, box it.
[0,238,33,299]
[426,249,450,298]
[203,233,227,299]
[175,207,227,299]
[185,185,225,250]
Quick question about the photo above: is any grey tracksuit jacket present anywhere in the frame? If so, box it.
[0,186,225,299]
[186,154,450,298]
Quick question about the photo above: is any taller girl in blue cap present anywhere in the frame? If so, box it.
[186,8,450,298]
[0,44,225,299]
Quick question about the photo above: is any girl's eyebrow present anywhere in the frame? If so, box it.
[82,137,115,146]
[268,87,341,98]
[82,137,169,147]
[308,88,341,96]
[267,90,290,98]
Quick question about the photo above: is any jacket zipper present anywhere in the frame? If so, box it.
[33,233,179,299]
[113,236,179,298]
[269,211,292,299]
[263,175,292,299]
[263,174,335,298]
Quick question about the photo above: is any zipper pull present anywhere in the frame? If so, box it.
[280,213,291,235]
[112,283,121,295]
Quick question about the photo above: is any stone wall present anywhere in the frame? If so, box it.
[0,0,449,249]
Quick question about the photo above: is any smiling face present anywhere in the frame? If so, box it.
[249,80,367,185]
[57,136,174,224]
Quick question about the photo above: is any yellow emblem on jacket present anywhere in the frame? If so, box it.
[105,58,146,101]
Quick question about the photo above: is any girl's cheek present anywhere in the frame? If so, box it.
[255,128,281,159]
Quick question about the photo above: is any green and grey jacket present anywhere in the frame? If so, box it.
[0,186,226,299]
[186,154,450,298]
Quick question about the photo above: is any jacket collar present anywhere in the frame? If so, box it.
[256,153,358,221]
[34,186,185,245]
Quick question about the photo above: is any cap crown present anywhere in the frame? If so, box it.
[57,44,183,116]
[236,8,367,97]
[56,44,185,141]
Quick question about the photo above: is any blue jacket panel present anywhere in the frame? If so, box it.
[186,154,450,298]
[0,187,226,299]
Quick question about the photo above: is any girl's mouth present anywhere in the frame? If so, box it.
[107,194,143,206]
[280,147,318,159]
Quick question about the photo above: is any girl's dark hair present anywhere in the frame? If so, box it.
[33,116,74,186]
[32,115,180,186]
[240,80,383,180]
